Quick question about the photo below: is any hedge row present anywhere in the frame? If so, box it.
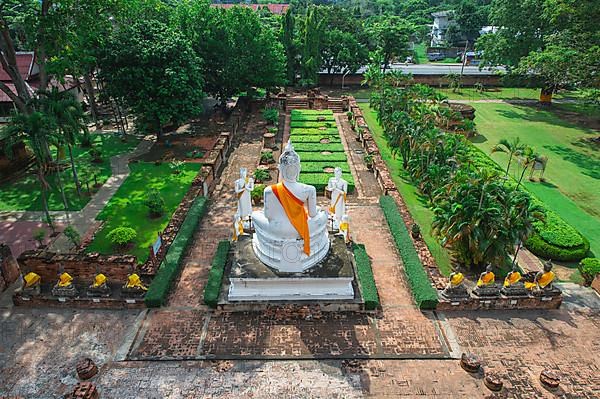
[291,109,334,116]
[466,145,588,260]
[301,161,352,174]
[300,172,355,193]
[203,240,231,308]
[288,134,342,143]
[294,142,345,153]
[379,196,438,309]
[290,128,339,136]
[296,151,348,162]
[291,121,336,129]
[353,243,380,310]
[145,196,209,307]
[290,114,336,122]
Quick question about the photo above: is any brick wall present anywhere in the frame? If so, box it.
[17,251,136,284]
[437,295,562,311]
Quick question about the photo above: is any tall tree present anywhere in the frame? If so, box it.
[282,8,297,84]
[99,19,204,141]
[367,16,414,71]
[300,6,323,86]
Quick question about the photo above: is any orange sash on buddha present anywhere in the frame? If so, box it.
[271,182,310,255]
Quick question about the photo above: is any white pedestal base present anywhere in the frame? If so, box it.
[228,277,354,301]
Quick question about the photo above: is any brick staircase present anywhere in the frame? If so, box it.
[286,97,309,111]
[328,98,345,113]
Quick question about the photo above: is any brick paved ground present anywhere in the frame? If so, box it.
[1,109,600,398]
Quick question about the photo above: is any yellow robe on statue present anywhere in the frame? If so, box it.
[504,271,521,287]
[477,272,495,287]
[272,182,310,255]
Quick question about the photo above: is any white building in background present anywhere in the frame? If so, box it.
[430,11,453,47]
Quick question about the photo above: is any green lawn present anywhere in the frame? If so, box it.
[86,162,201,263]
[471,102,600,257]
[0,134,139,211]
[359,103,453,276]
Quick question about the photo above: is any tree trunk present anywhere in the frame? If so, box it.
[55,164,69,212]
[68,143,82,196]
[38,168,54,233]
[83,72,99,122]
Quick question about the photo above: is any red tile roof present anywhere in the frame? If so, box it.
[0,52,35,82]
[211,3,289,15]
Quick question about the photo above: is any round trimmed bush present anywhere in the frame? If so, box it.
[525,233,590,262]
[578,258,600,285]
[107,227,137,247]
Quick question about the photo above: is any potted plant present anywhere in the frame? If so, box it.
[364,153,374,170]
[262,107,279,126]
[411,223,421,240]
[251,184,265,206]
[260,151,275,165]
[346,111,353,121]
[253,168,270,183]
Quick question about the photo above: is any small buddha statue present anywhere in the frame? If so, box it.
[441,271,470,300]
[327,167,348,230]
[473,264,500,298]
[526,260,561,297]
[231,213,245,242]
[122,272,147,298]
[52,266,78,297]
[338,214,352,244]
[501,265,529,298]
[22,272,41,296]
[234,167,254,222]
[87,272,111,298]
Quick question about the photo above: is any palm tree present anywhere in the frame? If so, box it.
[491,137,526,176]
[517,146,538,187]
[38,88,88,196]
[2,112,57,231]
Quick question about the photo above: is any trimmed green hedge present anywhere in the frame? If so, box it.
[299,172,355,193]
[288,134,342,143]
[296,151,348,162]
[579,257,600,284]
[145,196,209,307]
[533,211,585,249]
[291,121,337,129]
[291,109,334,117]
[379,196,438,309]
[290,114,335,122]
[203,240,231,308]
[525,233,590,262]
[291,128,339,136]
[294,142,345,153]
[301,161,352,174]
[353,243,380,310]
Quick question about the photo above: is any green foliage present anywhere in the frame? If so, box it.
[145,196,209,307]
[262,107,279,125]
[260,151,275,163]
[203,240,231,308]
[99,18,204,138]
[107,227,137,247]
[143,189,166,217]
[353,243,380,310]
[253,168,271,182]
[64,225,81,247]
[251,184,266,201]
[294,142,345,153]
[578,258,600,285]
[533,211,585,249]
[379,196,438,309]
[525,233,590,262]
[33,229,46,245]
[366,16,415,70]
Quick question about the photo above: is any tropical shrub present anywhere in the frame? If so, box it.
[107,226,137,247]
[253,168,270,182]
[578,258,600,284]
[251,184,265,203]
[143,189,166,217]
[262,107,279,125]
[145,196,208,307]
[203,240,231,308]
[260,151,275,164]
[64,225,81,247]
[353,243,380,310]
[380,196,438,309]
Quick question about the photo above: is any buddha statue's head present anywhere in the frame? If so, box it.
[485,263,493,273]
[543,259,553,272]
[279,141,301,182]
[334,167,342,180]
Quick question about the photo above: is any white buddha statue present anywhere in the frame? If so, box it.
[327,167,348,230]
[234,167,254,221]
[252,141,330,273]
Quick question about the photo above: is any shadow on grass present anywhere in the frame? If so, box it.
[495,104,599,132]
[544,145,600,180]
[469,134,488,144]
